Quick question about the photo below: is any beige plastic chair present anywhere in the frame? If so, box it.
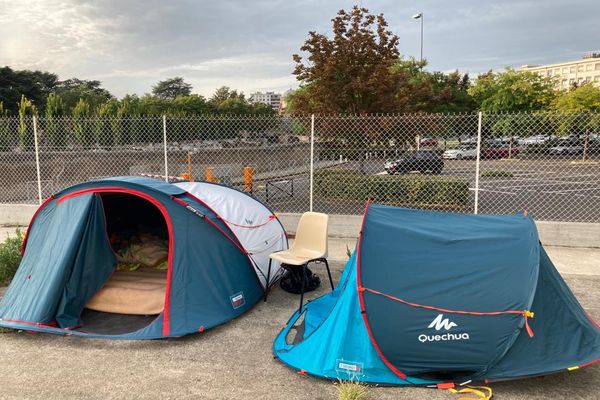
[264,212,332,310]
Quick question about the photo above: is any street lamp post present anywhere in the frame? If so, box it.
[412,13,423,66]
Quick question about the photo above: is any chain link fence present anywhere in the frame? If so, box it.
[0,113,598,222]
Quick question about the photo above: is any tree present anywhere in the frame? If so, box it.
[552,84,600,141]
[17,95,37,151]
[72,98,92,147]
[553,83,600,112]
[45,93,67,147]
[0,67,58,113]
[292,6,403,114]
[0,101,11,150]
[469,68,557,112]
[54,78,113,111]
[152,77,192,99]
[209,86,245,108]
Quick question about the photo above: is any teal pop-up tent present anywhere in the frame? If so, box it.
[274,203,600,385]
[0,177,286,339]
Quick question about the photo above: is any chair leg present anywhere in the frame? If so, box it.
[263,258,272,302]
[323,258,334,291]
[298,263,307,313]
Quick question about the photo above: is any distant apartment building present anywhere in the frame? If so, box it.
[249,91,282,112]
[520,52,600,89]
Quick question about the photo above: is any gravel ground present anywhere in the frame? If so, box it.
[0,263,599,400]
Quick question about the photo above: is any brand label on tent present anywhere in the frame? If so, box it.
[335,359,363,376]
[418,314,470,343]
[230,292,245,309]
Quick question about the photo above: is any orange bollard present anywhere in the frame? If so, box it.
[205,167,217,183]
[243,166,254,193]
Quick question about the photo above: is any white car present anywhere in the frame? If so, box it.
[443,146,478,159]
[519,135,550,145]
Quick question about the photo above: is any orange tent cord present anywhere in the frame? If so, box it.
[359,286,535,337]
[219,214,278,229]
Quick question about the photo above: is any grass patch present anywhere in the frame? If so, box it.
[0,327,13,334]
[481,169,514,178]
[0,228,24,285]
[336,380,369,400]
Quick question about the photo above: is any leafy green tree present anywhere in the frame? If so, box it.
[45,93,67,147]
[17,95,37,151]
[72,98,92,147]
[0,67,58,114]
[553,83,600,112]
[0,101,11,150]
[209,86,245,109]
[95,98,120,146]
[551,84,600,140]
[469,68,557,112]
[138,95,170,115]
[169,94,210,115]
[292,6,403,113]
[152,77,192,99]
[55,78,113,111]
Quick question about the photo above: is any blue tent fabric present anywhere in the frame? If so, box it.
[274,203,600,384]
[0,176,267,339]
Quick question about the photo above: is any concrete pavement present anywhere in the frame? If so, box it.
[0,257,599,399]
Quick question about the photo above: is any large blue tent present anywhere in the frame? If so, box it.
[274,203,600,385]
[0,177,287,339]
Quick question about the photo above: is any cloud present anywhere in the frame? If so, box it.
[1,0,598,97]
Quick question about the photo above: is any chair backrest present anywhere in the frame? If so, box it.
[291,212,329,259]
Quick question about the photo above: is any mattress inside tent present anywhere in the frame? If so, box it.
[85,269,167,315]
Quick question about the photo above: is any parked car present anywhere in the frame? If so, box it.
[481,144,520,159]
[519,135,551,145]
[384,151,444,174]
[443,145,478,159]
[420,137,438,146]
[549,139,583,155]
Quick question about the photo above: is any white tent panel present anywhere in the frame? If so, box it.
[175,181,287,288]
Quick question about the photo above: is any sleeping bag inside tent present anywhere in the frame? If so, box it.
[0,177,287,339]
[273,203,600,385]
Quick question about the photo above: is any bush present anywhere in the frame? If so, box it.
[481,169,514,178]
[315,170,469,210]
[0,228,24,285]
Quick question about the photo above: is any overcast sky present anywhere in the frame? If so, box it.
[1,0,598,98]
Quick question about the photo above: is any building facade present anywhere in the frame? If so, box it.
[249,91,282,112]
[520,53,600,89]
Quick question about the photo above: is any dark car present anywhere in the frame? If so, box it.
[482,144,520,159]
[384,151,444,174]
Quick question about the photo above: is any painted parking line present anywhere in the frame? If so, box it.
[496,181,599,190]
[541,187,600,194]
[469,188,517,195]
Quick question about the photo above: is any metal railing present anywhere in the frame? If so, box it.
[0,112,598,222]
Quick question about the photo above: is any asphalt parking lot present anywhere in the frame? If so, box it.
[0,261,599,400]
[258,157,600,222]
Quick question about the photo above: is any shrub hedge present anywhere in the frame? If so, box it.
[315,170,470,209]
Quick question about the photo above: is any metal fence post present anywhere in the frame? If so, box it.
[309,114,315,212]
[32,115,43,205]
[162,115,168,182]
[474,111,483,214]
